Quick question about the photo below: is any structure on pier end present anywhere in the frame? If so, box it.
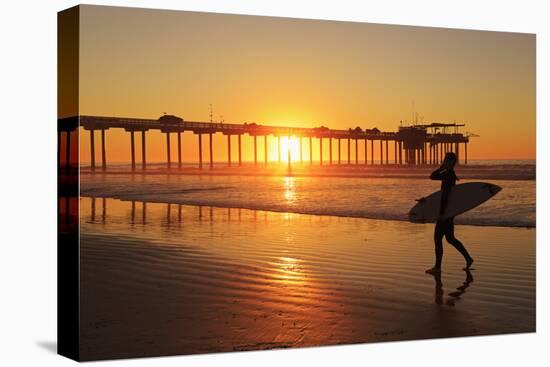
[58,114,475,170]
[397,123,471,166]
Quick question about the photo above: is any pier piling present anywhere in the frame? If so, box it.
[209,133,213,169]
[319,137,323,166]
[227,135,231,167]
[379,140,383,165]
[177,132,182,169]
[329,137,333,165]
[254,135,258,167]
[309,136,313,165]
[364,138,368,165]
[370,139,374,165]
[355,138,359,166]
[338,138,341,165]
[385,140,389,165]
[141,131,146,170]
[264,136,268,165]
[166,132,171,169]
[130,131,135,171]
[198,133,203,169]
[238,134,242,166]
[347,137,351,165]
[101,129,107,170]
[90,129,95,170]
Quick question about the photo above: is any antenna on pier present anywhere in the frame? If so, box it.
[209,104,213,123]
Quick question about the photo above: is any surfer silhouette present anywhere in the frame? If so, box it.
[425,152,474,274]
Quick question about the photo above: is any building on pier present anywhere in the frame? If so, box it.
[397,123,471,166]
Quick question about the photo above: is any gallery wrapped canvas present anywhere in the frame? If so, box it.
[58,5,535,361]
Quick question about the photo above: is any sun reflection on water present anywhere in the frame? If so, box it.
[284,176,296,203]
[270,256,306,285]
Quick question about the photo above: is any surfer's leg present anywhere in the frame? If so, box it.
[426,221,444,273]
[444,220,474,268]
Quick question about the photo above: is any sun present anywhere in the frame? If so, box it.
[267,136,306,163]
[280,136,301,162]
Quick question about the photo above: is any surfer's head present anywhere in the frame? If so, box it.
[443,152,457,168]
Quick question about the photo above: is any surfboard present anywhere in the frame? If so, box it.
[408,182,502,223]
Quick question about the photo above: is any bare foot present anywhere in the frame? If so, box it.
[463,258,474,270]
[425,267,441,275]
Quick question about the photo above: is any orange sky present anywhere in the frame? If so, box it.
[75,5,535,163]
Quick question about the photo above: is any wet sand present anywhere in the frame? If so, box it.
[79,198,535,361]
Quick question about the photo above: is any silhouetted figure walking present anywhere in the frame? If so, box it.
[425,152,474,274]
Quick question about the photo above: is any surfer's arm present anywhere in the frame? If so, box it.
[430,168,447,180]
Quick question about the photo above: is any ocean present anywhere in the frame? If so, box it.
[80,161,535,228]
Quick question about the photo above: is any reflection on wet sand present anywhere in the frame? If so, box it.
[430,270,474,306]
[77,197,535,361]
[82,196,331,227]
[446,270,474,307]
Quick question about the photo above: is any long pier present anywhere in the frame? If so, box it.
[57,115,471,171]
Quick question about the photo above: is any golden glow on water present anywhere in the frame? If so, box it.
[283,176,296,203]
[283,212,294,221]
[271,256,306,285]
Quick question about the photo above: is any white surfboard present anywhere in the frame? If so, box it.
[408,182,502,223]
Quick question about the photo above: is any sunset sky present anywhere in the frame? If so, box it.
[76,5,535,163]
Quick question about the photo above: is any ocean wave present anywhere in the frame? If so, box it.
[80,174,536,229]
[79,194,535,229]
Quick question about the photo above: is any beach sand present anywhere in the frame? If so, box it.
[78,197,535,361]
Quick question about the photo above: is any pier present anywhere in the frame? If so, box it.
[58,115,473,170]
